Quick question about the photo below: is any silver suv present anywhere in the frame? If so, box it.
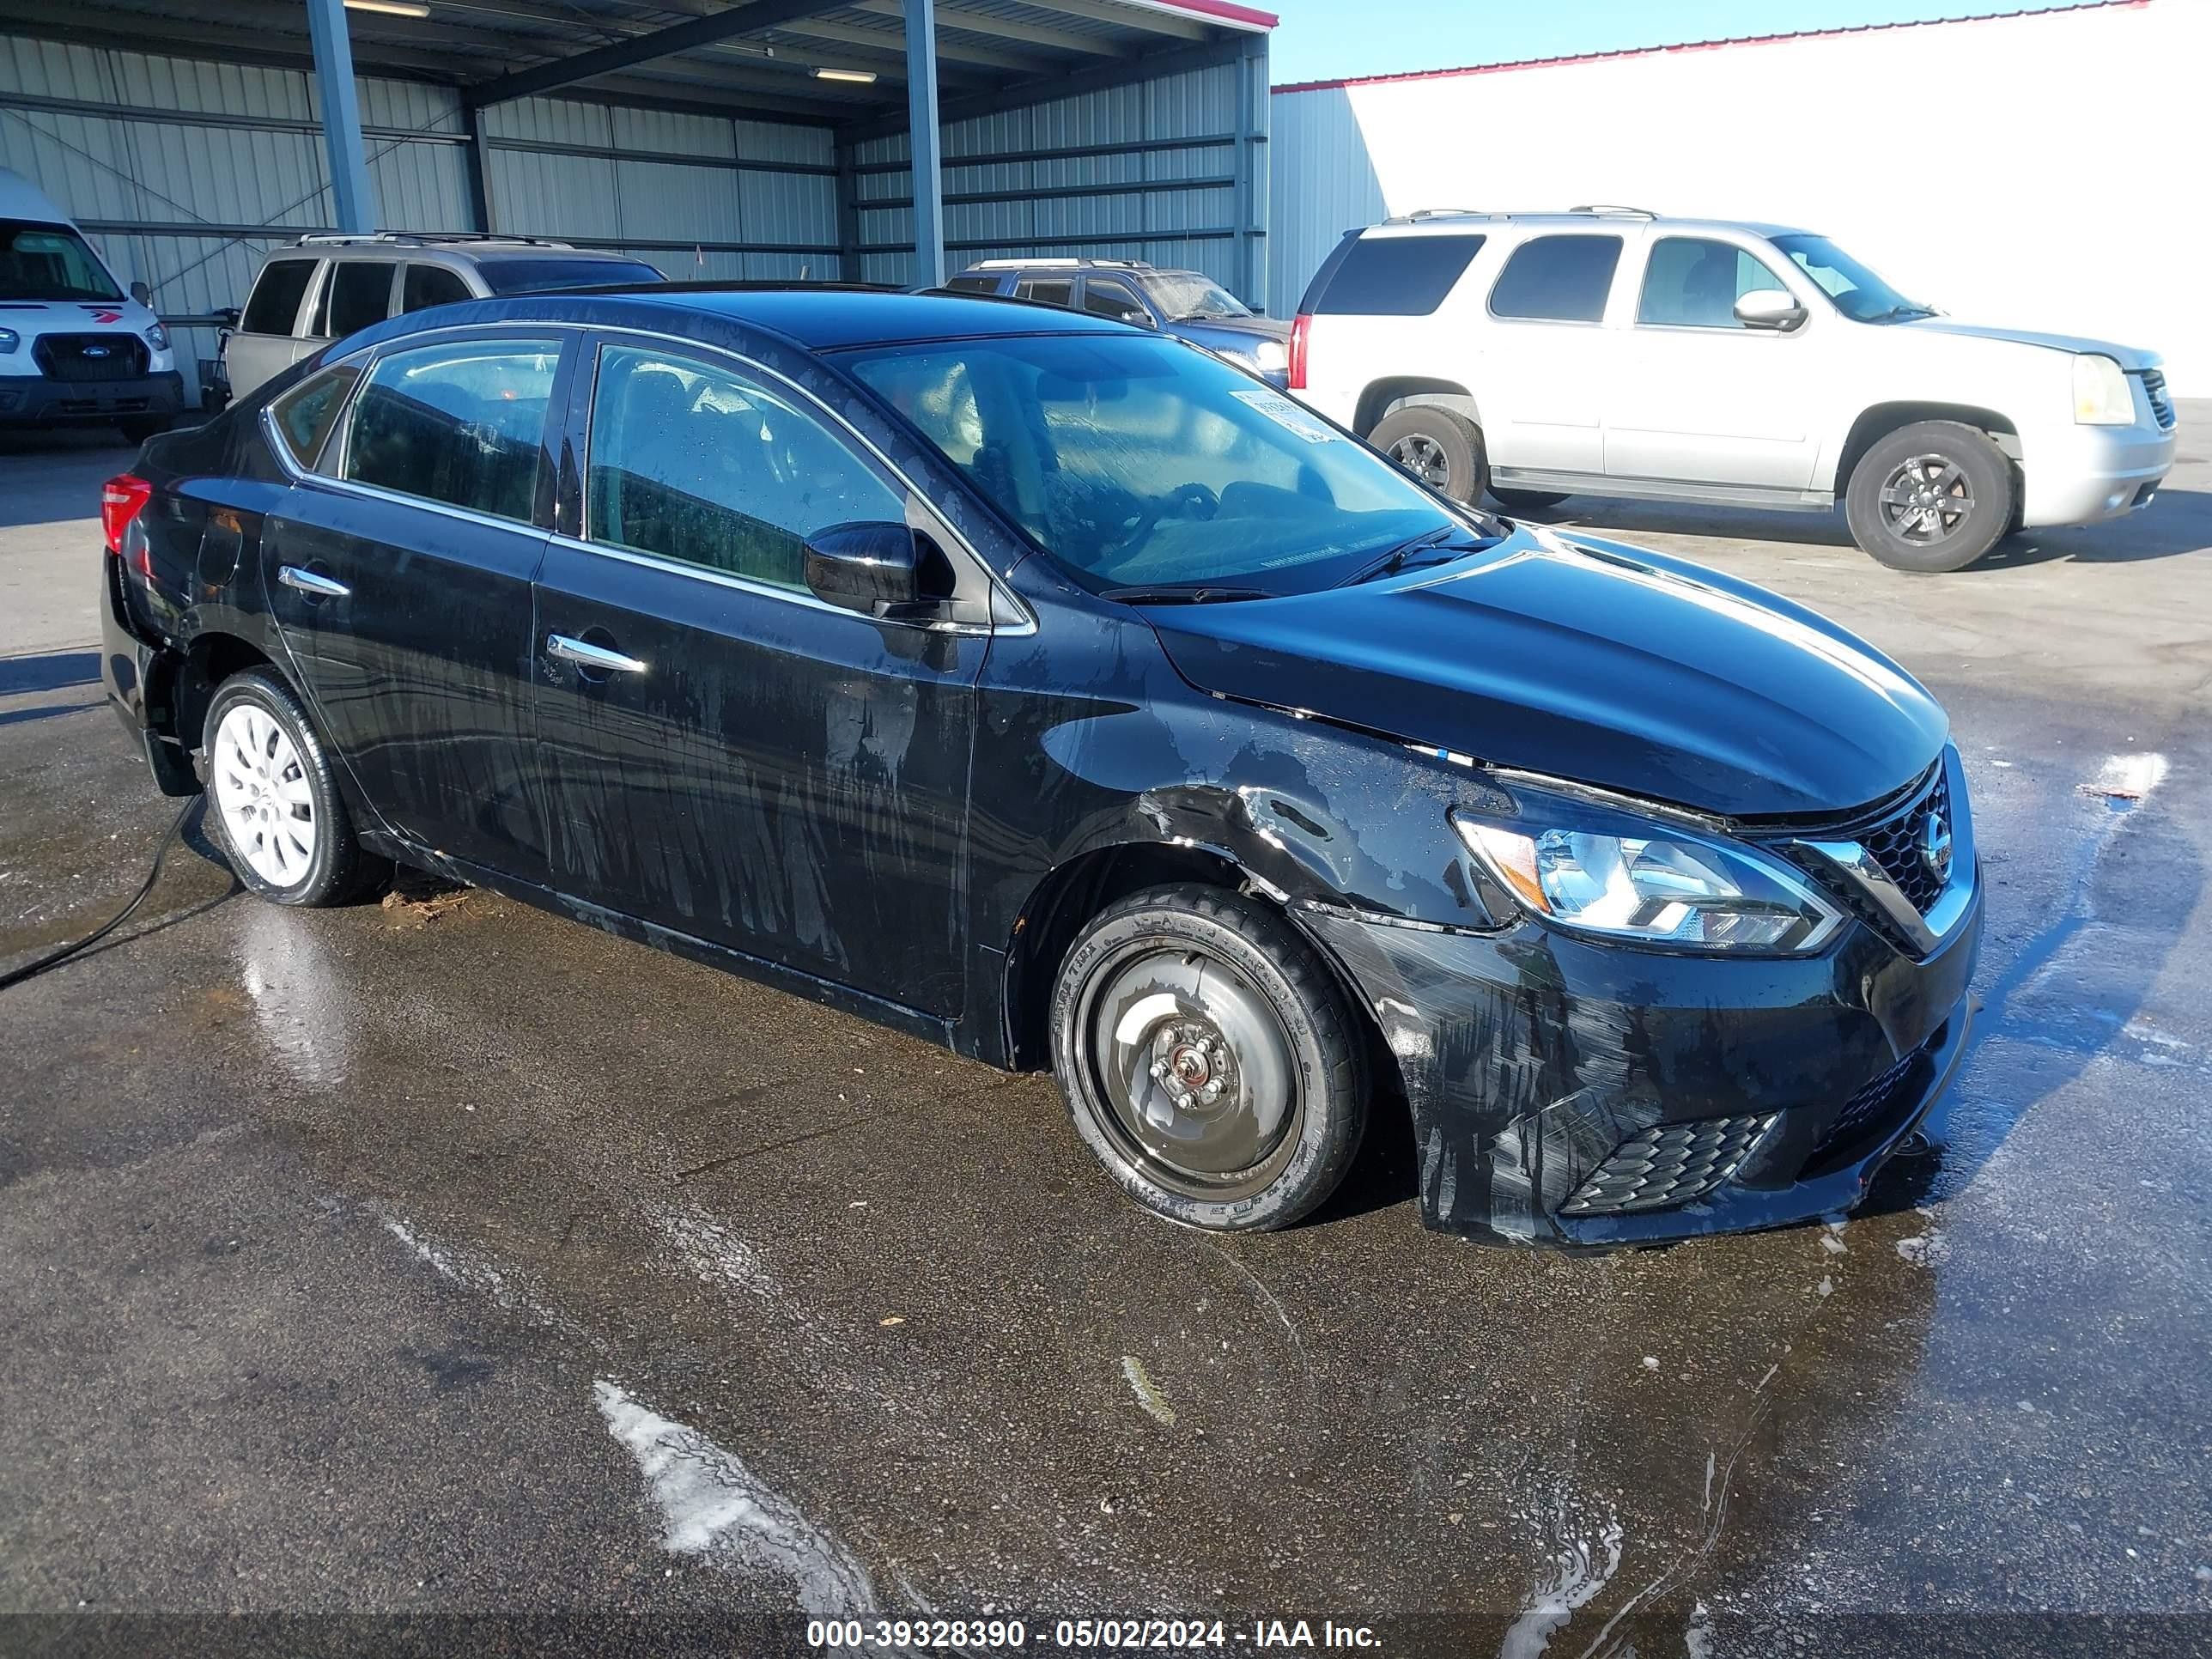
[222,234,665,401]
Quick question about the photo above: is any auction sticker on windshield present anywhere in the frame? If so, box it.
[1231,388,1340,443]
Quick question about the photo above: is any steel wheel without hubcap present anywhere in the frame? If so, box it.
[1878,453,1977,547]
[1078,942,1300,1204]
[1389,434,1453,490]
[212,703,318,887]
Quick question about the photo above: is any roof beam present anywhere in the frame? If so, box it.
[844,33,1238,140]
[578,68,869,121]
[771,18,1050,74]
[0,2,470,80]
[1024,0,1212,43]
[846,0,1127,58]
[465,0,860,107]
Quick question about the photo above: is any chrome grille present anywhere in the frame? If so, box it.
[1859,768,1949,915]
[2138,368,2175,431]
[1560,1114,1776,1216]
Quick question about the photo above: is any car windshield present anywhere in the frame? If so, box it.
[477,257,666,295]
[0,219,122,301]
[846,332,1475,594]
[1147,273,1254,320]
[1769,234,1927,322]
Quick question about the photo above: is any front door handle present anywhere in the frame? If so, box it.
[277,565,349,599]
[547,633,647,675]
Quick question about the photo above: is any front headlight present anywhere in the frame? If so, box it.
[0,327,18,355]
[1250,339,1288,373]
[1453,799,1843,954]
[2072,353,2133,425]
[145,323,170,352]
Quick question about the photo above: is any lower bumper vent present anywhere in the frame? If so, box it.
[1813,1048,1929,1164]
[1561,1114,1778,1216]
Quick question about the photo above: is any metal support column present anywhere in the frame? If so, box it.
[902,0,945,288]
[835,138,864,283]
[462,102,493,234]
[1233,31,1264,307]
[303,0,378,234]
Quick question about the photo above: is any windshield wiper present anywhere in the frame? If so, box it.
[1101,583,1273,605]
[1867,303,1936,323]
[1333,526,1498,589]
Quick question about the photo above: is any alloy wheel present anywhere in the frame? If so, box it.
[1878,453,1977,545]
[1078,942,1301,1203]
[212,703,318,887]
[1389,434,1453,490]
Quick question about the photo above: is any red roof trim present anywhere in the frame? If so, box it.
[1271,0,2142,94]
[1104,0,1278,31]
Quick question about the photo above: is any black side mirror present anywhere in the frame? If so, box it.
[130,280,153,307]
[803,521,924,618]
[215,305,241,329]
[1117,307,1156,329]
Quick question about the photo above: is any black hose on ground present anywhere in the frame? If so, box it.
[0,796,198,993]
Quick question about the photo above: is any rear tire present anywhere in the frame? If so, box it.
[118,416,171,446]
[1488,487,1570,514]
[1369,405,1486,506]
[1049,884,1369,1232]
[203,669,389,907]
[1844,420,2015,573]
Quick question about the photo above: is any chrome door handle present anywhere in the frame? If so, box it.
[277,565,349,599]
[546,633,647,675]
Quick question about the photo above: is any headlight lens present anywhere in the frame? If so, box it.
[145,322,170,352]
[1454,805,1843,954]
[2072,353,2133,425]
[0,327,18,354]
[1250,339,1288,372]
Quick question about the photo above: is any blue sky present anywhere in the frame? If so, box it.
[1264,0,2097,84]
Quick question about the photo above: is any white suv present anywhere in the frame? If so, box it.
[1287,208,2177,572]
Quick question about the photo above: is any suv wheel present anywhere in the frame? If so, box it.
[1369,406,1486,506]
[204,670,389,906]
[118,416,171,446]
[1487,487,1570,514]
[1844,420,2016,573]
[1049,884,1369,1232]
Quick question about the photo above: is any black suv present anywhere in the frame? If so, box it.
[97,287,1981,1248]
[945,259,1291,386]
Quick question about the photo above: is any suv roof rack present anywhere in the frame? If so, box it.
[290,231,580,249]
[1565,204,1657,219]
[1381,208,1495,224]
[964,257,1155,271]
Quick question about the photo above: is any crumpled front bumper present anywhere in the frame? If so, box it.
[1301,874,1982,1249]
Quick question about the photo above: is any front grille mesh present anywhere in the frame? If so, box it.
[1813,1048,1927,1162]
[1560,1114,1777,1216]
[1860,768,1950,914]
[2140,368,2176,431]
[33,332,149,382]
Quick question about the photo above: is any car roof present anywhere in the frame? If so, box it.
[607,286,1137,349]
[1358,211,1812,240]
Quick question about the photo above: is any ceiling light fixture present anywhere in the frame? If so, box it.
[344,0,433,15]
[810,67,878,83]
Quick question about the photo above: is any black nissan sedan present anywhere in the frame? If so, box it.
[97,287,1981,1247]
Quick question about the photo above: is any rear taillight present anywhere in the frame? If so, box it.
[1287,313,1311,392]
[101,474,155,574]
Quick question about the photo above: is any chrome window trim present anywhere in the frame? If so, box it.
[1790,744,1977,957]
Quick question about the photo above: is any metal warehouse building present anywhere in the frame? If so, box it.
[1269,0,2211,391]
[0,0,1274,404]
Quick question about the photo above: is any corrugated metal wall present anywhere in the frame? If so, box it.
[853,51,1268,307]
[0,32,836,404]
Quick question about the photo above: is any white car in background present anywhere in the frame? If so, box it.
[0,167,184,444]
[1288,208,2177,572]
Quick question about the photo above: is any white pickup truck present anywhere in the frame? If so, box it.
[1287,207,2176,572]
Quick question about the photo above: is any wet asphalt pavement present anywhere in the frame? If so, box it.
[3,421,2210,1658]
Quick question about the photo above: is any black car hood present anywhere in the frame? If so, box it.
[1143,530,1948,819]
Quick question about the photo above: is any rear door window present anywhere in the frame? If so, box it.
[1305,234,1484,316]
[317,260,398,339]
[339,337,561,525]
[1488,235,1624,323]
[242,259,316,336]
[1016,276,1073,307]
[402,263,473,313]
[945,275,1000,295]
[1081,277,1150,322]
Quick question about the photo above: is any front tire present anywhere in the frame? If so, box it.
[203,669,387,906]
[1049,884,1369,1231]
[1369,405,1486,506]
[118,416,171,446]
[1844,420,2015,573]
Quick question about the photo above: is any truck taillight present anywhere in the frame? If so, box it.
[102,474,156,580]
[1287,313,1311,392]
